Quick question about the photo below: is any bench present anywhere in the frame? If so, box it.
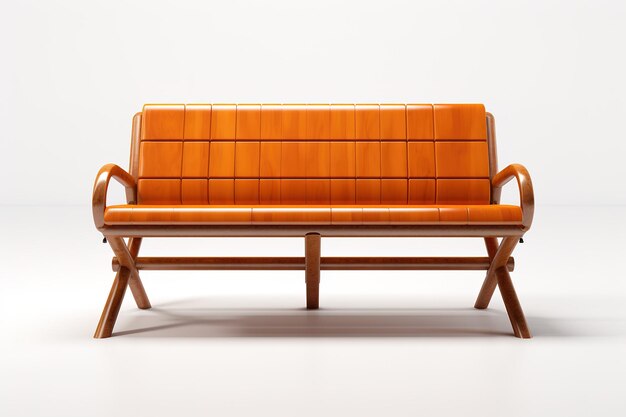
[92,103,534,338]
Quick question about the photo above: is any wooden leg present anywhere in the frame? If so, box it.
[474,237,499,309]
[305,233,321,309]
[94,236,150,338]
[485,236,531,338]
[496,265,532,338]
[109,237,151,309]
[126,238,151,309]
[94,267,131,338]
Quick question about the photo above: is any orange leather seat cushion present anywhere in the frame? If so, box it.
[104,205,522,225]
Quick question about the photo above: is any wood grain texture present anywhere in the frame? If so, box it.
[381,179,408,204]
[235,142,260,177]
[127,238,148,305]
[330,104,355,140]
[181,179,209,204]
[281,142,307,177]
[260,142,281,177]
[305,233,321,309]
[436,179,490,204]
[492,164,534,230]
[330,180,356,204]
[305,142,330,177]
[113,256,515,271]
[381,142,408,177]
[103,204,522,225]
[236,104,261,140]
[138,142,183,178]
[355,104,379,140]
[282,104,307,139]
[356,142,381,178]
[306,104,330,139]
[137,179,181,204]
[487,236,531,338]
[208,142,235,177]
[408,179,436,204]
[208,179,235,204]
[109,236,150,310]
[433,104,487,140]
[211,104,237,139]
[435,142,489,178]
[329,142,355,177]
[94,236,149,338]
[129,113,142,181]
[93,266,130,338]
[486,112,498,199]
[474,237,500,309]
[407,142,435,178]
[184,104,212,140]
[406,104,434,139]
[181,142,209,177]
[260,104,282,139]
[99,224,527,238]
[306,179,331,204]
[356,179,381,204]
[141,104,184,140]
[379,104,406,140]
[259,179,281,204]
[235,179,260,204]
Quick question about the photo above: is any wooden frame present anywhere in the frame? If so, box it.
[92,111,534,339]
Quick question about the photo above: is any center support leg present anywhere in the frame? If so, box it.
[305,233,321,309]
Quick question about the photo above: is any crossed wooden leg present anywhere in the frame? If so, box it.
[305,233,321,309]
[474,236,531,338]
[94,233,528,337]
[94,237,151,338]
[474,237,499,309]
[122,238,151,310]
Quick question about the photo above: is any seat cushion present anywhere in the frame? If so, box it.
[104,205,522,225]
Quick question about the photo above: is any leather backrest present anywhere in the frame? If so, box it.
[137,104,490,205]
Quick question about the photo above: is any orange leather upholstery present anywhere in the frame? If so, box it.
[106,103,518,226]
[137,104,490,206]
[104,204,522,225]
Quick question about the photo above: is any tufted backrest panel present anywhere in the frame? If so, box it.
[136,104,490,205]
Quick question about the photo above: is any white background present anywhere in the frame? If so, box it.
[1,0,625,206]
[2,2,626,417]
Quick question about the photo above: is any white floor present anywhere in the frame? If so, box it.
[1,206,625,417]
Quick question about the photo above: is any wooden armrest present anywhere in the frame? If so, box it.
[492,164,534,230]
[92,164,136,229]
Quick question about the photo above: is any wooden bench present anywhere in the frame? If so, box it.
[92,104,534,338]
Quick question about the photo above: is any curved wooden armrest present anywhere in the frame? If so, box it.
[492,164,534,230]
[92,164,136,229]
